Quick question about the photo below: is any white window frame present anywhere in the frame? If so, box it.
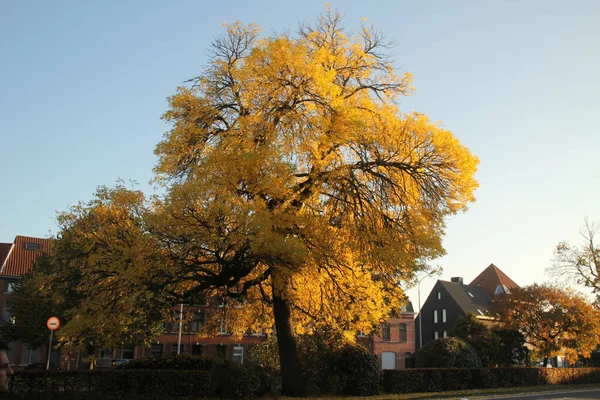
[434,331,439,339]
[437,291,441,300]
[442,309,447,323]
[443,330,447,338]
[232,346,244,364]
[433,310,438,323]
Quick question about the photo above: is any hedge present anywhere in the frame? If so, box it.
[9,367,600,399]
[382,367,600,394]
[8,365,278,400]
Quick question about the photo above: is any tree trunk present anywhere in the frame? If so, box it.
[272,284,305,397]
[543,355,549,367]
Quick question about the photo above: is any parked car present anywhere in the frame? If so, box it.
[94,358,131,369]
[25,362,59,370]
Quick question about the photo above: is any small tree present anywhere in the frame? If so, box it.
[414,337,481,368]
[549,218,600,304]
[492,284,600,366]
[450,314,530,367]
[450,314,498,366]
[491,326,530,366]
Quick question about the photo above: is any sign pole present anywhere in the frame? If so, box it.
[46,329,53,370]
[46,317,60,370]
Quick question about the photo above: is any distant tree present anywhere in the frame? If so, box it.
[450,314,498,366]
[491,326,530,366]
[414,337,481,368]
[1,184,169,368]
[492,284,600,366]
[548,218,600,304]
[449,314,530,367]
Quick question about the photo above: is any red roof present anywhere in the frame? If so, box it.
[0,236,52,277]
[468,263,519,298]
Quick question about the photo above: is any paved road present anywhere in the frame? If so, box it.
[464,388,600,399]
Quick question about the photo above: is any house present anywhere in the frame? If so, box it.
[358,302,416,370]
[415,264,519,348]
[0,235,53,367]
[469,263,519,298]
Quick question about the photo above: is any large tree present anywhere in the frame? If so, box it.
[492,284,600,366]
[7,10,478,394]
[548,218,600,304]
[150,9,478,395]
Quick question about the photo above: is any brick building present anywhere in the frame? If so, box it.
[358,302,416,369]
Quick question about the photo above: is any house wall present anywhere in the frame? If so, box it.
[371,313,415,369]
[415,281,464,348]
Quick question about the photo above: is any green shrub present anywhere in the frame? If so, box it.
[415,337,482,368]
[334,344,381,396]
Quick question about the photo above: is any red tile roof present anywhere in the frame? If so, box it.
[0,236,52,277]
[468,263,519,298]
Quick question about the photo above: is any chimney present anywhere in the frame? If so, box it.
[451,277,463,285]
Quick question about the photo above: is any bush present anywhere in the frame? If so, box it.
[9,363,279,400]
[334,344,381,396]
[382,367,600,394]
[247,328,380,396]
[415,337,482,368]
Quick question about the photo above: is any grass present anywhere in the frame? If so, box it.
[279,383,600,399]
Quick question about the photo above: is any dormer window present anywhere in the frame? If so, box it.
[24,242,42,251]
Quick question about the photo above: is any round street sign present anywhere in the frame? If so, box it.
[47,317,60,331]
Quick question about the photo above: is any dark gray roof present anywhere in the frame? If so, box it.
[439,280,492,316]
[402,301,414,313]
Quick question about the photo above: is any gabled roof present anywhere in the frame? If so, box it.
[438,280,492,316]
[0,236,52,277]
[469,263,519,298]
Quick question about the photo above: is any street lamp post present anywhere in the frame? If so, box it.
[416,269,440,349]
[177,303,184,355]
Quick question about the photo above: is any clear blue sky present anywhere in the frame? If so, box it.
[1,1,598,305]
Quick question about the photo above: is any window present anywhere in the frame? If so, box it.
[443,330,448,338]
[191,344,203,356]
[21,347,39,365]
[150,343,163,357]
[382,323,391,341]
[399,323,407,343]
[190,312,205,333]
[232,346,244,364]
[216,345,227,359]
[442,309,447,323]
[437,292,441,300]
[24,242,41,251]
[218,319,228,335]
[357,331,367,337]
[171,343,184,355]
[122,345,135,359]
[5,281,17,294]
[433,310,438,323]
[434,331,439,339]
